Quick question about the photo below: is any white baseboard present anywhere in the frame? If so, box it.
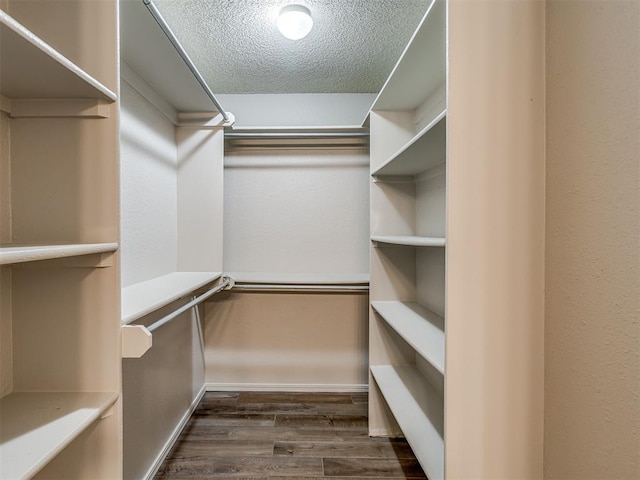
[144,385,207,480]
[205,382,368,393]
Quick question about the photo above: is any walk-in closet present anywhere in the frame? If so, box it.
[1,0,638,479]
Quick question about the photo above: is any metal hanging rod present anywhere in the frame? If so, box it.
[232,283,369,293]
[142,0,229,122]
[147,276,232,333]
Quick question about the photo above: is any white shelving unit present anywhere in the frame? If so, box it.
[369,0,545,478]
[368,0,447,478]
[0,2,121,479]
[122,272,223,325]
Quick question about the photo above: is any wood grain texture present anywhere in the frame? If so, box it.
[155,392,426,479]
[323,458,427,478]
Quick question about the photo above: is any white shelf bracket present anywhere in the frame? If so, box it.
[121,325,152,358]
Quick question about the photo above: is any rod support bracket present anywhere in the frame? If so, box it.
[121,325,152,358]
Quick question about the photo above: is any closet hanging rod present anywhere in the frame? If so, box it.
[232,284,369,293]
[146,276,231,333]
[142,0,229,122]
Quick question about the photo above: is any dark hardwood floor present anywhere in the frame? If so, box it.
[155,392,427,479]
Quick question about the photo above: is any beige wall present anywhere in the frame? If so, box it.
[204,291,369,390]
[545,1,640,478]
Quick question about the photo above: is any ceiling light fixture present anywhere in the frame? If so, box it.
[277,4,313,40]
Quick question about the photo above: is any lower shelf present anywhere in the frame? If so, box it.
[371,365,444,480]
[0,391,118,480]
[371,236,446,247]
[121,271,222,325]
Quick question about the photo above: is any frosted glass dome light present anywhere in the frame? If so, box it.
[277,4,313,40]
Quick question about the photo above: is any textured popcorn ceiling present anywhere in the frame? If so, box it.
[151,0,430,94]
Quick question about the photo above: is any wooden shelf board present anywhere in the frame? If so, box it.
[0,10,115,101]
[371,365,444,480]
[371,0,445,112]
[0,391,118,480]
[121,272,223,324]
[373,111,446,177]
[0,243,118,266]
[371,236,446,248]
[227,272,370,285]
[372,301,445,374]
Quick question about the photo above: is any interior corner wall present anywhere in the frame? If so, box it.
[217,93,376,127]
[120,80,206,479]
[204,147,371,390]
[119,80,178,287]
[545,1,640,478]
[123,304,205,480]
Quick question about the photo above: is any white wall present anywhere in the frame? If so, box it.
[120,80,178,287]
[224,149,370,274]
[218,93,375,127]
[545,1,640,478]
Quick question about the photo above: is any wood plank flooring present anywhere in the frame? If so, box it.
[155,392,427,479]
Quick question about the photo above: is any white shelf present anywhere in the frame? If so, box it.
[373,111,446,177]
[0,243,118,266]
[120,0,219,113]
[0,10,116,101]
[371,236,446,247]
[371,0,445,111]
[121,272,223,324]
[371,365,444,480]
[372,301,444,374]
[0,391,118,480]
[228,272,370,285]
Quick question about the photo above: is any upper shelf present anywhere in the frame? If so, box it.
[121,271,223,324]
[373,110,446,177]
[0,243,118,266]
[119,0,220,113]
[371,0,445,112]
[0,391,118,480]
[227,272,370,285]
[0,10,115,101]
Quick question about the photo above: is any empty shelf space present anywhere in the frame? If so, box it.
[371,0,445,111]
[121,271,223,324]
[372,301,444,374]
[227,272,370,285]
[0,243,118,266]
[371,365,444,480]
[0,10,115,101]
[0,391,118,480]
[373,111,446,177]
[371,236,446,247]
